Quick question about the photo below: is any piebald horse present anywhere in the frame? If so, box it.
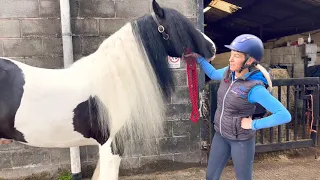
[0,0,216,179]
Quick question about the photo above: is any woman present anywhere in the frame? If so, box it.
[185,34,291,180]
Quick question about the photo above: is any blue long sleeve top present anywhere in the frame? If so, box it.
[197,57,291,130]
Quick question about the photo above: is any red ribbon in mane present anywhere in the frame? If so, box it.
[184,48,199,123]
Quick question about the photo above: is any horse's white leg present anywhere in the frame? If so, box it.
[98,139,122,180]
[91,159,100,180]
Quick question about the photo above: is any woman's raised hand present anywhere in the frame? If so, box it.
[184,52,201,59]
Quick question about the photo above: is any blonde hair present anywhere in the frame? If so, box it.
[255,63,273,92]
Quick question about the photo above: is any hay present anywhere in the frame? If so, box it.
[255,68,311,144]
[256,68,295,144]
[269,68,295,114]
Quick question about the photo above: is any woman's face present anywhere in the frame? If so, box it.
[229,50,246,72]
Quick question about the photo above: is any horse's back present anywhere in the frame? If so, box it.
[0,57,26,142]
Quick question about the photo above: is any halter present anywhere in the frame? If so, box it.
[151,12,199,123]
[151,12,170,40]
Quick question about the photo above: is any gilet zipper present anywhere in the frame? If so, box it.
[219,79,237,137]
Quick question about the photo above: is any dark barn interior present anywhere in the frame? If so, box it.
[203,0,320,153]
[203,0,320,53]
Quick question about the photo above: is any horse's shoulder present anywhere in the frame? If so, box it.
[73,96,110,145]
[0,58,24,84]
[0,58,26,142]
[0,57,18,68]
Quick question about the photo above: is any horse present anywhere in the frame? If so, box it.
[0,0,216,179]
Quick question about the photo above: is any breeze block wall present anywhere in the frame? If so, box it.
[0,0,205,179]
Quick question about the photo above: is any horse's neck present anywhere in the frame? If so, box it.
[70,23,135,77]
[72,21,153,97]
[70,22,166,138]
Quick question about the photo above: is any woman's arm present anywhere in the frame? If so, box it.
[196,56,228,81]
[248,85,292,130]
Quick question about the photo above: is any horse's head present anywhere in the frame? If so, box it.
[132,0,216,97]
[151,0,216,60]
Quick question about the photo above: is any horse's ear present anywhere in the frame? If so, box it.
[152,0,164,18]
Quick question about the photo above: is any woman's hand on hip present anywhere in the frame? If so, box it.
[241,117,253,129]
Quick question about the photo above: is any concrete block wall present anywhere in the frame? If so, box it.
[262,46,303,78]
[211,44,318,78]
[262,44,318,78]
[304,44,318,67]
[263,29,320,50]
[264,29,320,66]
[0,0,204,179]
[0,0,64,68]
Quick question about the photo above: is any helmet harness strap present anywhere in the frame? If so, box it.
[238,53,249,73]
[238,53,259,73]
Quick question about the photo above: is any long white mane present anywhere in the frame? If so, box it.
[72,22,166,154]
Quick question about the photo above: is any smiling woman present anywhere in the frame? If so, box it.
[185,33,292,180]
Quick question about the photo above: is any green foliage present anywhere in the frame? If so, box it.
[58,171,72,180]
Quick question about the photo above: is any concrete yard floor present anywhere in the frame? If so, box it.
[8,148,318,180]
[119,152,320,180]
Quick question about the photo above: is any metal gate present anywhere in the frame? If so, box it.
[206,77,320,153]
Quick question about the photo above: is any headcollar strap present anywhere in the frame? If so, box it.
[151,12,169,40]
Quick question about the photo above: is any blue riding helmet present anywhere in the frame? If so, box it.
[224,34,264,61]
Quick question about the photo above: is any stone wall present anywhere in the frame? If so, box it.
[263,29,320,50]
[0,0,63,68]
[263,44,318,78]
[211,44,319,78]
[0,0,204,179]
[259,29,320,66]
